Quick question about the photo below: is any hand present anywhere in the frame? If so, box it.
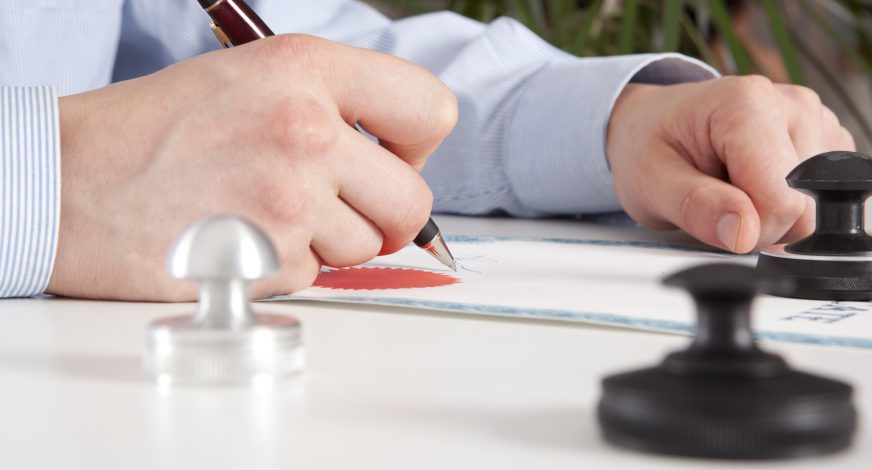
[49,34,457,301]
[606,76,855,253]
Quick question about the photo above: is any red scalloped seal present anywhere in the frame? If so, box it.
[312,267,460,290]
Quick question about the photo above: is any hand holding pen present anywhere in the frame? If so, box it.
[196,0,458,270]
[47,5,457,301]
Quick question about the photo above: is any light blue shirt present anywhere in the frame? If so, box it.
[0,0,716,298]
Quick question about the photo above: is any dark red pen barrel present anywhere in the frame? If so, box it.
[204,0,274,45]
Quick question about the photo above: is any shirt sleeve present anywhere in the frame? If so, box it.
[0,87,61,298]
[0,0,124,95]
[343,13,719,217]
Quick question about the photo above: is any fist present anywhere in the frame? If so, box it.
[607,76,854,253]
[50,35,457,301]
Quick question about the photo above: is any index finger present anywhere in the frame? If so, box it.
[313,36,458,169]
[709,78,807,247]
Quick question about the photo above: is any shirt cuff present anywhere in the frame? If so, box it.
[506,53,718,215]
[0,86,61,298]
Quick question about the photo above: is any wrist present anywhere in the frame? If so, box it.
[606,83,660,170]
[48,94,92,296]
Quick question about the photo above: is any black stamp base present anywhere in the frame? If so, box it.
[757,247,872,301]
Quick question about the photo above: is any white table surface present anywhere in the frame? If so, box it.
[0,215,869,470]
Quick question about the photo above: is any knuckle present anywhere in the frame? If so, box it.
[677,184,707,230]
[323,230,382,268]
[739,74,775,92]
[785,85,822,110]
[821,107,838,126]
[768,192,806,226]
[727,75,775,105]
[346,221,383,266]
[797,203,815,232]
[260,249,322,296]
[393,181,433,239]
[429,84,459,137]
[270,95,336,156]
[255,178,311,226]
[350,236,382,266]
[263,34,318,63]
[841,127,857,151]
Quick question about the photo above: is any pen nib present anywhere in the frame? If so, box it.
[423,232,457,272]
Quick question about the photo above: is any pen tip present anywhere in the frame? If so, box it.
[421,232,457,272]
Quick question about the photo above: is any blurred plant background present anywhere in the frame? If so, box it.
[368,0,872,152]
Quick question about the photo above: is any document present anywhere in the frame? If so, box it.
[269,235,872,349]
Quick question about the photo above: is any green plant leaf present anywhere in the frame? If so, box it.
[509,0,534,28]
[662,0,683,51]
[798,0,872,77]
[760,0,804,84]
[790,27,872,143]
[619,0,640,54]
[546,0,575,43]
[679,10,721,68]
[709,0,755,74]
[570,0,605,55]
[525,0,548,33]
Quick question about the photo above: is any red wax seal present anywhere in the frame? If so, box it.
[313,267,460,290]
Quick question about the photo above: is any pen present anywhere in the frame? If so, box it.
[194,0,458,272]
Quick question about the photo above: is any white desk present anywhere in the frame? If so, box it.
[0,216,869,470]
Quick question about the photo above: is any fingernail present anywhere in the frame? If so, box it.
[717,213,741,252]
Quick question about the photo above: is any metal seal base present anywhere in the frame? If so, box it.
[144,313,303,385]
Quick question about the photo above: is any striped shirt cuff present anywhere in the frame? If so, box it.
[0,86,61,298]
[506,53,718,215]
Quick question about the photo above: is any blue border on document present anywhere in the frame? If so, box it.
[286,295,872,350]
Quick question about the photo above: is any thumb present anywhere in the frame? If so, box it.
[650,158,761,253]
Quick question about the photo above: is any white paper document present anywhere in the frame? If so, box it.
[269,235,872,349]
